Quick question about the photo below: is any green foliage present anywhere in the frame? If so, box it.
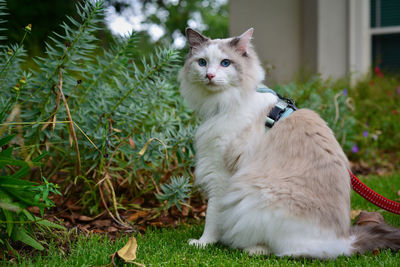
[4,0,80,57]
[112,0,229,45]
[0,0,196,218]
[274,77,357,153]
[156,176,191,210]
[0,0,7,44]
[0,135,64,252]
[350,75,400,166]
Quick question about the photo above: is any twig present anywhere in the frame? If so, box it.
[98,177,133,229]
[150,176,161,195]
[98,182,121,224]
[0,104,20,136]
[58,68,81,175]
[72,121,101,153]
[106,138,125,169]
[333,92,341,125]
[105,177,130,226]
[0,120,102,154]
[138,137,169,168]
[53,85,61,132]
[346,97,355,111]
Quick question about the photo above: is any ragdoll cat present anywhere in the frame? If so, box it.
[178,28,400,259]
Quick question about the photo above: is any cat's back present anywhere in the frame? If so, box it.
[264,108,349,170]
[233,108,352,238]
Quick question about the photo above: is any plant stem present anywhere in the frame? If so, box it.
[58,68,81,176]
[0,30,28,80]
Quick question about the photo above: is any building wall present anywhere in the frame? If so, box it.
[229,0,302,84]
[230,0,370,85]
[317,0,348,79]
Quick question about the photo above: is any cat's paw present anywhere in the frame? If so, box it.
[244,245,270,256]
[188,238,214,248]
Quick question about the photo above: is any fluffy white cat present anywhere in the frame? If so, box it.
[178,28,400,258]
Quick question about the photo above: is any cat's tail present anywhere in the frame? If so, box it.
[351,223,400,254]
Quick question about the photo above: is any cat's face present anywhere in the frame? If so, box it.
[181,28,264,92]
[185,43,241,91]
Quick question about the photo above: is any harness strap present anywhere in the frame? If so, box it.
[257,86,297,128]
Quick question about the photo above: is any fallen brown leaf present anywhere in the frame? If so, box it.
[181,205,189,217]
[118,236,137,262]
[149,221,163,227]
[132,197,145,206]
[78,215,95,221]
[350,209,362,220]
[129,137,136,149]
[107,226,119,232]
[117,236,145,266]
[66,199,82,211]
[355,211,385,226]
[92,219,112,228]
[192,204,207,213]
[127,210,150,222]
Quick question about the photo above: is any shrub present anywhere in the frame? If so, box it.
[0,0,196,220]
[350,74,400,169]
[0,134,64,252]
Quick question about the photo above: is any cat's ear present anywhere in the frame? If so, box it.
[186,28,209,51]
[230,28,254,54]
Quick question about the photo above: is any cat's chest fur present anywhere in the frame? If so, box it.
[193,92,277,194]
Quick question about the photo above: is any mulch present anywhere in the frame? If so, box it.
[28,193,207,239]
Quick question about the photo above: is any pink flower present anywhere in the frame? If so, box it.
[374,66,384,78]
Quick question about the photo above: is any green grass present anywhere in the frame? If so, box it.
[351,174,400,226]
[7,174,400,267]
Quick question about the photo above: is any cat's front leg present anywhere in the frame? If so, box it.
[189,197,220,248]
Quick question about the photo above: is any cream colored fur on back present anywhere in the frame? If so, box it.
[179,28,354,259]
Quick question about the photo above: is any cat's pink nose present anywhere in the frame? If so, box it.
[206,73,215,81]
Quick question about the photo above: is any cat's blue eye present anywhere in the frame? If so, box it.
[198,58,207,67]
[221,59,231,67]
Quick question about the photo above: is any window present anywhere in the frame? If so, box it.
[371,0,400,72]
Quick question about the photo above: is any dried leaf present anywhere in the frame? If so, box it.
[355,211,384,226]
[92,219,112,228]
[132,197,144,206]
[181,205,189,217]
[78,215,94,221]
[129,137,136,149]
[117,236,138,263]
[127,210,150,222]
[350,209,362,220]
[107,226,119,232]
[138,137,168,161]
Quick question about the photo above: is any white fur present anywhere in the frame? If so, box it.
[179,36,354,259]
[218,173,354,258]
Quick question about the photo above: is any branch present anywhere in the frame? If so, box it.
[58,68,81,176]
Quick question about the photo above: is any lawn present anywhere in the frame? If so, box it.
[7,174,400,267]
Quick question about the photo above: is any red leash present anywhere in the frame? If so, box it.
[349,171,400,215]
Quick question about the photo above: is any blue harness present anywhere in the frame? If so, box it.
[257,87,297,128]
